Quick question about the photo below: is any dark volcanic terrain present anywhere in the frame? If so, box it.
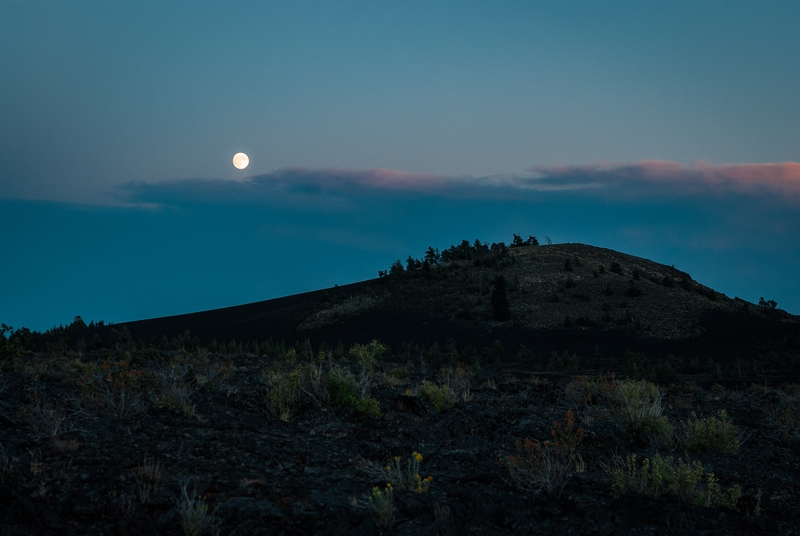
[2,242,800,534]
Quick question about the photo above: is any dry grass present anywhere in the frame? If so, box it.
[21,393,72,440]
[133,455,163,503]
[177,482,214,536]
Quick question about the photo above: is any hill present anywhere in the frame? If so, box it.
[113,242,799,373]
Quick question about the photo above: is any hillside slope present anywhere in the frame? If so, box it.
[113,243,798,366]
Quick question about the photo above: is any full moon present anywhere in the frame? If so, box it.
[232,152,249,170]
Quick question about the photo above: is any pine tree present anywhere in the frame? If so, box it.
[491,276,511,321]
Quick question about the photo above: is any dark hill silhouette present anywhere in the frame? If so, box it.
[114,243,800,369]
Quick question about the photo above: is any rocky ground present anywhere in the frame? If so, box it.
[2,348,800,535]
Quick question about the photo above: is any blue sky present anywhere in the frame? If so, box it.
[2,1,799,330]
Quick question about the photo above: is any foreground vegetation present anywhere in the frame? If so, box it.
[2,333,799,534]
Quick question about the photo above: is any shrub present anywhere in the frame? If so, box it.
[771,390,800,440]
[610,379,674,445]
[388,452,433,492]
[547,350,581,372]
[440,363,475,401]
[562,375,614,421]
[325,367,382,418]
[622,351,649,380]
[680,410,741,455]
[380,366,409,387]
[564,374,652,425]
[563,375,599,410]
[20,393,70,440]
[191,357,235,389]
[349,340,385,372]
[367,484,394,528]
[613,379,659,427]
[75,360,148,419]
[353,451,433,493]
[654,361,679,385]
[606,453,741,509]
[154,366,198,419]
[352,396,382,418]
[265,370,300,422]
[298,362,330,407]
[326,367,359,410]
[506,411,584,496]
[417,380,456,412]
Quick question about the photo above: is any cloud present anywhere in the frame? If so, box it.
[120,160,800,208]
[120,167,461,208]
[276,167,451,191]
[528,160,800,198]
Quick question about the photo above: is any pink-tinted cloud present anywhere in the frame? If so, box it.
[529,160,800,197]
[266,161,800,198]
[122,160,800,208]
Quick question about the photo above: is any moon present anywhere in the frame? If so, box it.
[232,152,249,170]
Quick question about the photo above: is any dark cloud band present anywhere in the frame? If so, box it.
[120,160,800,207]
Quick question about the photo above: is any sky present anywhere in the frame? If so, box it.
[1,1,799,331]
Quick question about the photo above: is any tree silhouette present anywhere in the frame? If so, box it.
[389,260,405,276]
[424,246,441,265]
[491,276,511,321]
[758,297,777,310]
